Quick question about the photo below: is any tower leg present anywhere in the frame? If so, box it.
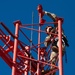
[58,18,63,75]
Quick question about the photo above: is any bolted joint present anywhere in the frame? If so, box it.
[13,20,22,26]
[15,34,19,38]
[57,18,64,24]
[13,20,21,39]
[37,4,43,13]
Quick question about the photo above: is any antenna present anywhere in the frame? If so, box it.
[30,11,34,75]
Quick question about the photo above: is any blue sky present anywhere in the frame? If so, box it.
[0,0,75,75]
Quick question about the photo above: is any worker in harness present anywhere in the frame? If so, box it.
[44,11,69,70]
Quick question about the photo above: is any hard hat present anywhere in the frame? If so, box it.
[25,46,30,51]
[45,26,53,34]
[40,47,46,55]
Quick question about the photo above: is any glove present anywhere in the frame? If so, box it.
[44,11,48,14]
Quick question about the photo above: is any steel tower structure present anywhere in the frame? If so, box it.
[0,5,64,75]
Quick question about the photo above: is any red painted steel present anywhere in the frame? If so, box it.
[58,18,63,75]
[12,21,20,75]
[0,5,64,75]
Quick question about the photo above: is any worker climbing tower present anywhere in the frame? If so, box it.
[0,4,64,75]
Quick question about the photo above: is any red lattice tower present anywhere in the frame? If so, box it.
[0,5,63,75]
